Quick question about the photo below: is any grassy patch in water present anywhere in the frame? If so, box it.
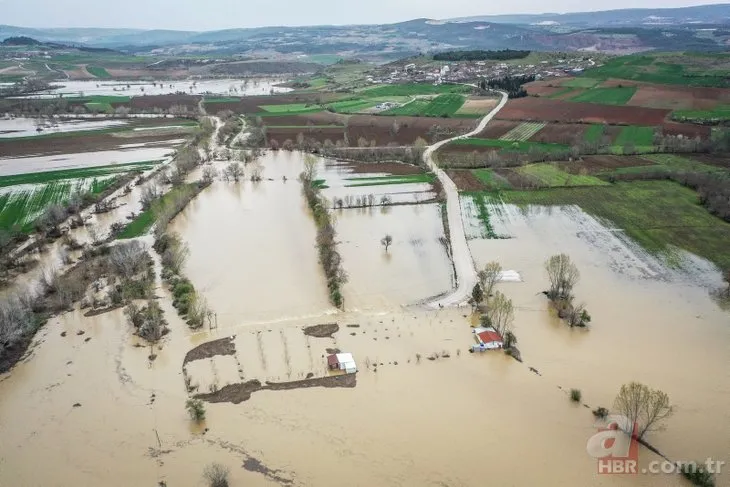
[486,180,730,269]
[344,173,435,187]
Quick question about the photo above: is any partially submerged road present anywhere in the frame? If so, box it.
[425,90,508,308]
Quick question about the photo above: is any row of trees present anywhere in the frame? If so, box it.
[300,155,348,308]
[545,254,591,327]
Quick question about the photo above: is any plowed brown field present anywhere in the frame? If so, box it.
[497,98,670,125]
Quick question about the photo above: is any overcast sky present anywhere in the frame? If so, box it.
[1,0,727,30]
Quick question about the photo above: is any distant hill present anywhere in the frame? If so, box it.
[1,3,729,56]
[1,36,42,46]
[449,3,730,26]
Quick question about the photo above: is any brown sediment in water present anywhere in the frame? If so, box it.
[195,373,356,404]
[183,336,236,365]
[303,323,339,338]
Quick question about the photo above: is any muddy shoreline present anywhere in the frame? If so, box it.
[195,373,357,404]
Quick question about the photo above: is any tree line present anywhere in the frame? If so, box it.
[433,50,531,62]
[481,75,536,98]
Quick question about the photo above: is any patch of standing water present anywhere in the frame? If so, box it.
[15,78,293,99]
[0,117,130,138]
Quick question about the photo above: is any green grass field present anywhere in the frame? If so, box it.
[584,124,605,143]
[86,66,111,78]
[453,138,569,153]
[471,169,512,190]
[614,125,656,147]
[344,173,435,187]
[66,95,131,104]
[84,102,113,113]
[488,180,730,269]
[204,97,241,103]
[325,99,379,113]
[258,103,322,115]
[381,100,431,116]
[570,86,637,105]
[517,164,609,187]
[672,105,730,124]
[361,83,471,97]
[580,55,730,88]
[420,94,466,117]
[562,78,601,89]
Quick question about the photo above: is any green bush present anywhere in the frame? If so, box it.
[570,388,582,402]
[680,462,715,487]
[185,398,206,422]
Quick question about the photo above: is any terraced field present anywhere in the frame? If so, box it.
[499,122,546,141]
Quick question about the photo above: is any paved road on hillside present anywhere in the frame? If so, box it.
[424,90,509,308]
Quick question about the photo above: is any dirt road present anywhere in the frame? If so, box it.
[424,90,508,308]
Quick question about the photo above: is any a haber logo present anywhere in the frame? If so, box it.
[586,415,640,474]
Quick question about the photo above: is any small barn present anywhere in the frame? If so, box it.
[472,327,504,352]
[326,353,357,374]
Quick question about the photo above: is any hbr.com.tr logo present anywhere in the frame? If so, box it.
[586,414,640,474]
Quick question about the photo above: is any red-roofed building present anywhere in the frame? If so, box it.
[472,327,504,351]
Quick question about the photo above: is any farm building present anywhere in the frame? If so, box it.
[471,327,504,352]
[327,353,357,374]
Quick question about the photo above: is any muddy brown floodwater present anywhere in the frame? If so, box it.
[0,150,728,486]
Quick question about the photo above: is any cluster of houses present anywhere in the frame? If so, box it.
[366,56,595,87]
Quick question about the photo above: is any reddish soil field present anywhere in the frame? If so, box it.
[561,155,655,174]
[445,169,487,191]
[601,79,730,110]
[266,127,345,145]
[529,123,588,145]
[130,94,201,111]
[262,112,346,126]
[686,154,730,169]
[209,93,342,114]
[477,120,520,138]
[661,122,711,140]
[346,116,477,146]
[524,79,566,97]
[496,97,670,125]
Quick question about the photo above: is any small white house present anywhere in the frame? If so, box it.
[327,353,357,374]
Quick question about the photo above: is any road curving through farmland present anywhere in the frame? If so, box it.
[424,89,508,308]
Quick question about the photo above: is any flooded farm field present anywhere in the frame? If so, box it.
[1,138,728,486]
[0,144,178,176]
[0,117,130,138]
[467,202,730,482]
[18,78,291,98]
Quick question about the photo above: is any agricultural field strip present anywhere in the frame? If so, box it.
[0,160,161,188]
[517,163,609,187]
[0,177,116,231]
[499,122,546,141]
[0,120,197,141]
[453,137,569,152]
[342,173,436,187]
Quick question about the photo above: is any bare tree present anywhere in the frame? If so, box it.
[381,235,393,252]
[614,382,673,440]
[301,154,318,183]
[203,463,230,487]
[202,166,217,185]
[486,291,514,337]
[545,254,580,301]
[478,261,502,300]
[109,241,148,279]
[724,268,730,297]
[223,162,243,182]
